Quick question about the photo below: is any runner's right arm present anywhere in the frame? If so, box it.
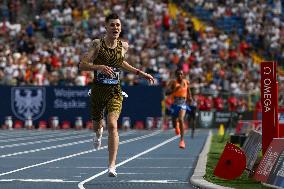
[79,39,114,76]
[165,80,175,95]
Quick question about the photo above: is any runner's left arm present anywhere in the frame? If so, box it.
[120,41,154,84]
[121,61,154,84]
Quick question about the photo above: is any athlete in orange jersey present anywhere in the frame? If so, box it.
[165,69,192,149]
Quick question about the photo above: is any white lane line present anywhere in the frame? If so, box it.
[0,139,93,158]
[24,156,194,160]
[0,131,43,137]
[118,173,161,175]
[78,134,179,189]
[0,130,87,143]
[0,130,54,133]
[1,130,134,149]
[118,166,193,169]
[0,130,80,136]
[0,131,160,177]
[121,157,196,160]
[42,166,192,169]
[0,131,135,157]
[120,180,188,184]
[0,130,68,139]
[0,179,78,183]
[0,130,56,134]
[47,166,107,169]
[0,133,94,149]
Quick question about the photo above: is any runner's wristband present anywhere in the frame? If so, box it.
[136,70,141,75]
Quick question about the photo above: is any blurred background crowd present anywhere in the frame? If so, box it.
[0,0,283,111]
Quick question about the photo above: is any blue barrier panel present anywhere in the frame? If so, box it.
[120,85,163,126]
[0,86,162,128]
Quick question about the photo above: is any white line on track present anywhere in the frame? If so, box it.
[118,173,162,175]
[78,134,179,189]
[0,130,128,149]
[130,157,196,160]
[0,130,69,139]
[0,139,93,158]
[120,180,188,184]
[0,131,42,138]
[0,179,78,183]
[16,156,194,160]
[0,130,53,134]
[3,155,191,160]
[0,129,80,135]
[0,131,134,157]
[0,130,88,143]
[0,131,161,177]
[47,166,107,169]
[0,130,132,149]
[117,166,193,169]
[40,166,192,169]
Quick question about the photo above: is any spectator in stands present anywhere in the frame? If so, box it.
[213,94,225,111]
[228,93,239,112]
[197,94,206,111]
[237,96,248,113]
[204,95,213,111]
[0,0,276,109]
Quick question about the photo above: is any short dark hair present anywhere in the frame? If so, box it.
[105,13,119,23]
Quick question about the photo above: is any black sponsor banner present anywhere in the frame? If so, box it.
[214,111,232,127]
[199,111,240,128]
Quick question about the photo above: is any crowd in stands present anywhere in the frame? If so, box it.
[181,0,284,63]
[1,0,283,110]
[178,0,284,108]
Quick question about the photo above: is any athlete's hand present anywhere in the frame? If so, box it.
[96,65,115,77]
[187,98,193,105]
[141,72,155,84]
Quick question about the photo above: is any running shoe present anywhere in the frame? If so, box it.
[108,167,117,177]
[179,140,185,149]
[175,126,180,135]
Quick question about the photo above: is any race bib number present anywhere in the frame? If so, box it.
[96,67,120,84]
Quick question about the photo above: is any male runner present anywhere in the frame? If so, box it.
[165,69,192,149]
[79,13,154,177]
